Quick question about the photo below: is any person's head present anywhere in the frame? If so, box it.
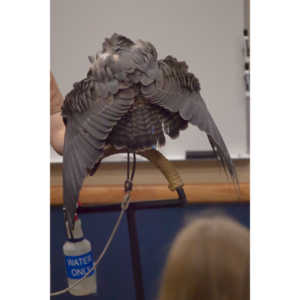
[158,214,250,300]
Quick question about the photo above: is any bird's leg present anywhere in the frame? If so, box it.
[139,149,184,191]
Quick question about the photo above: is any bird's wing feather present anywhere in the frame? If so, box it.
[141,56,239,189]
[62,78,134,229]
[61,38,157,229]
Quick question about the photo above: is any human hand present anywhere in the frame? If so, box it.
[50,72,65,155]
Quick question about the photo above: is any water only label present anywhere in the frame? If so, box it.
[65,252,95,279]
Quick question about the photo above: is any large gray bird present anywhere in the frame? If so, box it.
[62,33,238,229]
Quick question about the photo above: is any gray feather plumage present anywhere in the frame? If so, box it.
[62,33,238,229]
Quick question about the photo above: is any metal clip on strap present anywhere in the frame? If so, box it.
[124,179,133,192]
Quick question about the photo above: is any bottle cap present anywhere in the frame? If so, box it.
[66,217,84,240]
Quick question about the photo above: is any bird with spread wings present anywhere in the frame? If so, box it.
[62,33,239,229]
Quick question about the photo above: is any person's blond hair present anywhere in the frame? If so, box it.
[158,214,250,300]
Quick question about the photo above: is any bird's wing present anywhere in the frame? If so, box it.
[62,77,134,229]
[141,56,239,189]
[61,38,158,230]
